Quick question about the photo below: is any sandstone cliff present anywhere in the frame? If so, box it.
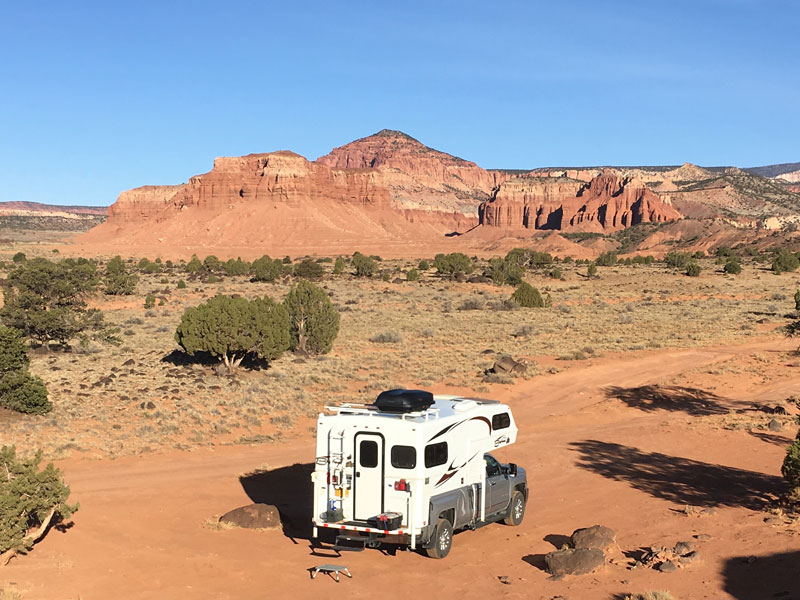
[479,171,682,232]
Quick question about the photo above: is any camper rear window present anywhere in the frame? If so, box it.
[359,440,379,468]
[424,442,448,468]
[492,413,511,430]
[391,445,416,469]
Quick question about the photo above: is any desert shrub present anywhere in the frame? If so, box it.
[549,267,562,279]
[0,372,50,415]
[144,293,156,309]
[595,251,618,267]
[418,259,430,270]
[587,263,598,278]
[203,255,222,273]
[175,294,290,371]
[137,258,162,274]
[0,445,78,562]
[794,289,800,312]
[104,255,138,295]
[352,252,378,277]
[664,251,692,269]
[11,252,26,263]
[485,258,523,286]
[223,258,250,276]
[529,251,554,267]
[252,255,282,282]
[185,255,202,273]
[686,262,701,277]
[370,331,402,344]
[282,280,340,354]
[293,259,324,279]
[458,297,485,311]
[624,593,675,600]
[632,255,655,265]
[0,258,104,346]
[0,326,28,375]
[772,249,800,274]
[282,256,292,264]
[406,268,419,282]
[205,275,222,284]
[176,280,187,289]
[434,252,473,278]
[332,257,345,275]
[783,429,800,491]
[723,257,742,275]
[511,282,545,308]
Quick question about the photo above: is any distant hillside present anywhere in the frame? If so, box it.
[744,162,800,178]
[0,201,107,216]
[0,202,107,233]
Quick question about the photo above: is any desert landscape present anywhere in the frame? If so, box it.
[3,3,800,598]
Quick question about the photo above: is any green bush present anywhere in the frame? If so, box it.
[664,251,693,269]
[104,256,138,295]
[418,260,430,271]
[293,259,324,279]
[282,256,292,264]
[352,252,377,277]
[185,255,202,274]
[137,258,162,274]
[11,252,26,263]
[587,263,598,278]
[332,258,345,275]
[511,282,545,308]
[783,430,800,492]
[282,280,340,354]
[175,294,290,371]
[772,250,800,274]
[686,262,701,277]
[549,267,562,279]
[485,258,523,286]
[0,326,29,376]
[144,293,156,309]
[406,268,420,282]
[0,326,50,415]
[433,252,473,278]
[794,289,800,312]
[0,445,78,559]
[203,255,222,273]
[724,258,742,275]
[223,258,250,276]
[176,280,187,289]
[252,255,282,282]
[595,251,618,267]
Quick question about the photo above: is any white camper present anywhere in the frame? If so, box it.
[311,389,528,558]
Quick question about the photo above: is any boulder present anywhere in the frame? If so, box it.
[219,503,281,529]
[570,525,616,551]
[544,548,605,576]
[488,355,527,375]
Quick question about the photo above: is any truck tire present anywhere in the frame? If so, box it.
[425,518,453,559]
[504,491,525,526]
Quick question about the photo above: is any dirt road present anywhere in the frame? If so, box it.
[3,339,799,599]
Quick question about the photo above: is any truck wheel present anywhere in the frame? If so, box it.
[425,518,453,559]
[504,491,525,526]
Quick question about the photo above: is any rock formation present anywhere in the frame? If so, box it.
[479,170,682,232]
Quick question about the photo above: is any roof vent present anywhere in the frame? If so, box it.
[374,389,434,414]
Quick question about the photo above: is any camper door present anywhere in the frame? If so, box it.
[354,432,384,521]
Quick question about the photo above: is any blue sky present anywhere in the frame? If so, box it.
[1,0,798,206]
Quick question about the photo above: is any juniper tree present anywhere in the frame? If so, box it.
[252,255,282,282]
[104,256,138,295]
[175,294,290,372]
[0,326,51,415]
[511,282,546,308]
[783,427,800,493]
[0,446,78,565]
[352,252,377,277]
[282,280,340,354]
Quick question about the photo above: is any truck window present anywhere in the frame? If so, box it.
[391,445,416,469]
[424,442,447,468]
[485,454,501,478]
[359,440,378,468]
[492,413,511,430]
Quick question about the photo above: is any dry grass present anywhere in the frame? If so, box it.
[2,255,800,458]
[624,592,675,600]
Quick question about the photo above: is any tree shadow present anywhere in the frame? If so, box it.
[239,463,316,543]
[604,384,730,416]
[722,551,800,599]
[747,430,793,446]
[569,440,783,510]
[161,349,271,371]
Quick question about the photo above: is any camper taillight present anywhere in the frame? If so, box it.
[393,479,410,492]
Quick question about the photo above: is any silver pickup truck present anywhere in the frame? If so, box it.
[422,453,528,558]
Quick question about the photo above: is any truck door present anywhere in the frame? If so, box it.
[485,454,510,515]
[354,433,384,521]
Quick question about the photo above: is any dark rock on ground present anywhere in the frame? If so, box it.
[674,541,695,555]
[544,548,605,576]
[570,525,616,551]
[658,560,677,573]
[219,503,281,529]
[768,418,783,431]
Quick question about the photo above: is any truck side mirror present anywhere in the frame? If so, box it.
[509,463,518,477]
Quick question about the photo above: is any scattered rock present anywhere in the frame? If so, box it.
[673,541,695,555]
[497,575,510,585]
[485,355,527,377]
[139,401,156,410]
[468,275,492,284]
[768,419,783,432]
[657,560,677,573]
[570,525,616,551]
[694,533,712,541]
[219,504,281,529]
[679,550,700,564]
[544,548,605,577]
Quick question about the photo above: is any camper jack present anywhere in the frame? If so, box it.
[311,389,528,558]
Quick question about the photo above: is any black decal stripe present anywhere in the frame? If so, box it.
[428,422,458,442]
[428,415,492,443]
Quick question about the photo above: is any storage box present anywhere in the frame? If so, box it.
[377,512,402,530]
[325,508,344,523]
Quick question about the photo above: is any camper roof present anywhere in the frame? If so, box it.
[325,394,500,421]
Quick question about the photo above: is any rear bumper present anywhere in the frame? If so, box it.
[313,519,414,537]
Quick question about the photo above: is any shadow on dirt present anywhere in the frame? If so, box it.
[569,440,783,510]
[521,553,548,572]
[543,533,571,549]
[722,551,800,599]
[162,349,271,371]
[240,463,316,543]
[747,430,793,446]
[605,385,729,416]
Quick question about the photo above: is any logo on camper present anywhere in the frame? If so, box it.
[494,435,510,447]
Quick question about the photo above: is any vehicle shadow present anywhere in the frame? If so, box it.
[604,384,729,416]
[239,463,316,543]
[722,551,800,599]
[569,440,783,510]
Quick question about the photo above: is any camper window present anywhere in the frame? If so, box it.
[492,413,511,430]
[391,445,416,469]
[424,442,448,468]
[359,440,379,468]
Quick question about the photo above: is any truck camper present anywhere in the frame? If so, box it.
[311,389,528,558]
